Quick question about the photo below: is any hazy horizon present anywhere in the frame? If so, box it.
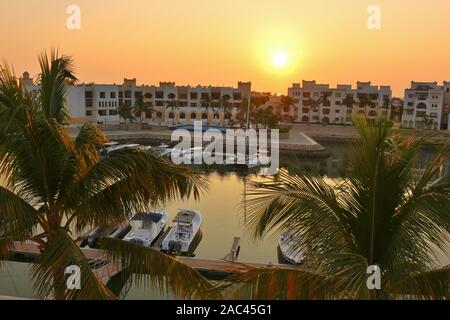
[2,0,450,96]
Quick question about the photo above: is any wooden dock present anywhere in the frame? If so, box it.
[9,242,122,281]
[7,241,299,279]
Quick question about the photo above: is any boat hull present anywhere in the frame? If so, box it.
[161,210,202,254]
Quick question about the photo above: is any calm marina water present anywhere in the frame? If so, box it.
[1,142,448,299]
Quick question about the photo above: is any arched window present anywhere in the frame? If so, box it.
[168,93,176,100]
[201,113,208,120]
[180,113,186,119]
[169,112,175,119]
[191,113,197,120]
[144,93,153,99]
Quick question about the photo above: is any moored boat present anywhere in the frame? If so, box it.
[161,209,202,255]
[84,221,131,248]
[123,211,169,247]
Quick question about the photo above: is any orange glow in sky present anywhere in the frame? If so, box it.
[1,0,450,96]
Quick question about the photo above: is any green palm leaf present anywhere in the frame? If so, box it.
[99,238,220,300]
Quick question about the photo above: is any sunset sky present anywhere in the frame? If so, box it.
[1,0,450,96]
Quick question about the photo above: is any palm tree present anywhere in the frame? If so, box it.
[165,99,179,125]
[382,97,392,121]
[134,95,154,125]
[358,93,375,116]
[225,118,449,300]
[117,102,135,124]
[279,96,295,124]
[306,97,321,124]
[221,94,232,125]
[341,94,357,125]
[0,50,217,300]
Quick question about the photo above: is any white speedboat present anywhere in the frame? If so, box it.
[278,234,306,265]
[236,153,261,169]
[85,221,131,248]
[123,211,169,247]
[102,144,141,157]
[161,209,202,254]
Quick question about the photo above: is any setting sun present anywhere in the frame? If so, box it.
[272,51,288,68]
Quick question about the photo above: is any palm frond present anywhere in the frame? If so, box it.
[245,169,352,254]
[217,266,336,300]
[32,229,115,300]
[36,49,77,123]
[390,265,449,300]
[99,237,220,299]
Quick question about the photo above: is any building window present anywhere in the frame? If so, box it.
[125,91,132,99]
[100,92,106,99]
[168,93,176,100]
[110,92,116,99]
[190,92,198,100]
[233,93,242,100]
[109,110,118,116]
[201,93,209,100]
[190,102,197,108]
[98,110,107,116]
[155,91,164,99]
[156,101,164,107]
[191,113,197,120]
[86,110,92,116]
[144,93,153,99]
[180,113,186,119]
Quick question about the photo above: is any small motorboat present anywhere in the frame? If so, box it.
[85,221,131,248]
[161,209,202,254]
[102,143,141,158]
[277,233,307,265]
[235,153,261,169]
[123,211,169,247]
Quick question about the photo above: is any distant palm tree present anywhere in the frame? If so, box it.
[165,99,179,125]
[320,92,332,107]
[0,50,216,300]
[358,94,376,116]
[117,103,135,124]
[306,97,321,124]
[382,97,392,120]
[220,95,232,125]
[225,118,449,300]
[134,95,154,125]
[342,95,357,125]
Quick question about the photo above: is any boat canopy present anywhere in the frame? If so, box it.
[173,210,196,224]
[132,212,164,223]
